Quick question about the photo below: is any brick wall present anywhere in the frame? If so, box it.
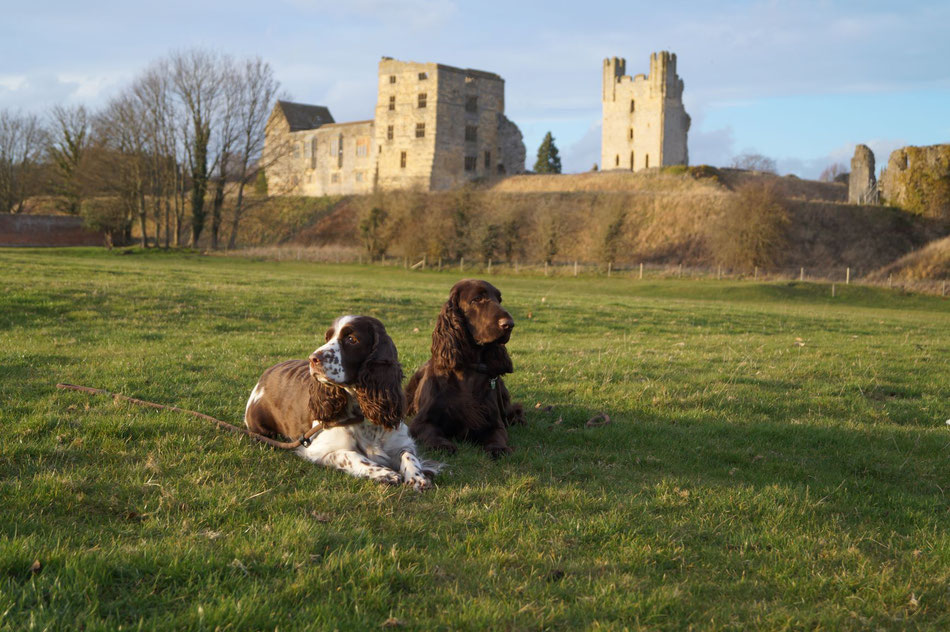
[0,215,107,247]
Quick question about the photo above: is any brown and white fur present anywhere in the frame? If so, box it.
[245,315,438,490]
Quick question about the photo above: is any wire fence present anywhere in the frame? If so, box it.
[223,246,949,297]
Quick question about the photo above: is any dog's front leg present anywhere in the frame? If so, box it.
[398,450,431,491]
[318,450,403,486]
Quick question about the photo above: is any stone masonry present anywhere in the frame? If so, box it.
[601,51,690,172]
[879,143,950,218]
[848,144,879,204]
[264,58,525,196]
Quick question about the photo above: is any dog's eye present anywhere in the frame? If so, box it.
[472,296,486,304]
[345,335,359,345]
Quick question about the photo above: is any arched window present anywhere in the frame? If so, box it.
[645,154,649,168]
[630,152,634,170]
[615,154,619,167]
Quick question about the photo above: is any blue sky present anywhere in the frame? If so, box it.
[2,0,948,177]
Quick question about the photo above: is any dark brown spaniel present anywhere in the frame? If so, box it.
[406,279,524,457]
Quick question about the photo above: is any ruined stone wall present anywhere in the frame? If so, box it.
[602,52,689,171]
[848,144,879,205]
[266,116,374,196]
[880,144,950,219]
[375,59,439,191]
[497,114,525,176]
[429,64,504,190]
[266,58,524,195]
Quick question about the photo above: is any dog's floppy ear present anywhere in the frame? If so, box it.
[356,318,405,429]
[309,380,349,423]
[432,287,471,371]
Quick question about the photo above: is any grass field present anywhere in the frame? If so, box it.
[2,248,949,630]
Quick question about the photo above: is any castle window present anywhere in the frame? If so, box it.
[464,155,477,171]
[311,138,317,169]
[418,72,428,80]
[497,163,505,174]
[387,125,394,140]
[630,99,635,113]
[465,96,478,112]
[416,122,425,138]
[465,75,474,84]
[484,151,491,169]
[418,93,427,108]
[465,125,477,142]
[356,137,369,157]
[645,154,649,168]
[389,95,396,111]
[337,133,343,168]
[331,173,339,183]
[629,128,634,140]
[400,151,407,168]
[630,152,634,170]
[355,172,364,182]
[615,155,619,167]
[389,75,396,84]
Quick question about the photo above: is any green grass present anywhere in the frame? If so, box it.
[2,248,949,631]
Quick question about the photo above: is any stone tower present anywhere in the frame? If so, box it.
[375,57,524,191]
[848,144,879,205]
[601,51,690,171]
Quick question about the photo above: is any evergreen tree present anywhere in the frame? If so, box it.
[533,131,562,174]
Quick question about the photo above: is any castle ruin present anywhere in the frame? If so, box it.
[264,58,525,196]
[601,51,690,171]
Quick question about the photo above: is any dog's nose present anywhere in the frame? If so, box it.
[499,317,514,332]
[309,352,322,366]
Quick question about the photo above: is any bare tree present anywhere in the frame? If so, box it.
[819,162,848,183]
[0,109,46,213]
[94,94,151,246]
[47,105,90,215]
[133,63,180,248]
[171,49,223,247]
[226,57,280,249]
[730,153,777,174]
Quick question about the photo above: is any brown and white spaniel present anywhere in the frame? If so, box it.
[245,315,437,490]
[406,279,525,457]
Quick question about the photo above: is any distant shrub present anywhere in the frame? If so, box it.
[730,153,777,174]
[707,182,790,270]
[358,206,389,260]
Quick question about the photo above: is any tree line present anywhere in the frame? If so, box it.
[0,49,281,248]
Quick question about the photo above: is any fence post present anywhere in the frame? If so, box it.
[544,262,549,277]
[438,256,442,271]
[943,280,947,297]
[717,265,722,280]
[888,274,892,288]
[754,266,758,280]
[488,258,492,274]
[460,257,464,272]
[404,257,408,270]
[800,267,804,281]
[607,262,612,278]
[574,261,578,277]
[846,267,851,284]
[515,261,519,273]
[639,262,643,280]
[678,263,683,278]
[831,283,836,298]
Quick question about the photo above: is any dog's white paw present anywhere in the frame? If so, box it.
[404,474,432,492]
[374,470,403,486]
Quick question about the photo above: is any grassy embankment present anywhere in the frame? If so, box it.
[2,248,948,630]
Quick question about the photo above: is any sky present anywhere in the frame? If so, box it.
[2,0,949,178]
